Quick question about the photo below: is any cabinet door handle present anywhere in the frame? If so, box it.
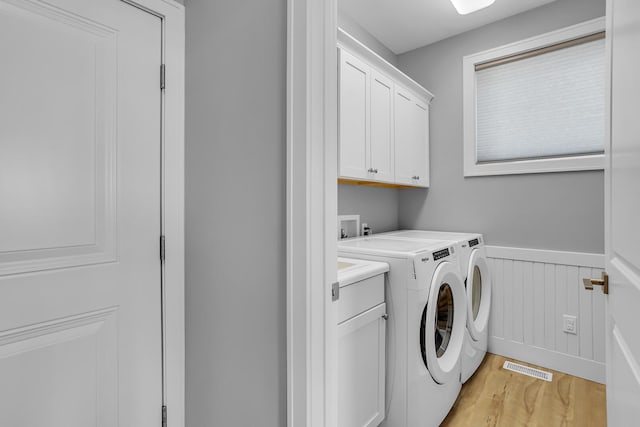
[382,314,388,320]
[412,175,420,180]
[368,168,378,174]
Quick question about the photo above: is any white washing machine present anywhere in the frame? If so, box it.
[338,237,467,427]
[381,230,491,383]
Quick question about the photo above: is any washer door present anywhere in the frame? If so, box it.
[420,261,466,385]
[466,249,491,341]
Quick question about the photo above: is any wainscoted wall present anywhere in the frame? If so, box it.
[486,246,605,383]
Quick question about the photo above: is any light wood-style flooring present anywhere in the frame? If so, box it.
[441,354,606,427]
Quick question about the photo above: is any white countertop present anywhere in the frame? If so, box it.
[337,257,389,288]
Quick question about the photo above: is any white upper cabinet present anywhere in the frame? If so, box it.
[339,49,370,180]
[369,70,395,183]
[395,86,430,187]
[338,29,433,187]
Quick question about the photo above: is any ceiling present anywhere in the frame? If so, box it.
[339,0,558,54]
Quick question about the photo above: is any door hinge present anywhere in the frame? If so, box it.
[162,405,167,427]
[160,235,166,262]
[160,64,166,90]
[331,281,340,301]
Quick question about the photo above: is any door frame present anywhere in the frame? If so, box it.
[286,0,338,426]
[604,2,613,413]
[121,0,185,425]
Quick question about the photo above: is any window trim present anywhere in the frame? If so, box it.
[463,18,606,177]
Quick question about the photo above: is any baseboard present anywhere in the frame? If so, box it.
[488,336,605,383]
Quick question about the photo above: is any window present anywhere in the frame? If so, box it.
[463,18,606,176]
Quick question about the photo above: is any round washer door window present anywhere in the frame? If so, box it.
[420,261,466,385]
[435,283,454,358]
[466,249,492,341]
[471,265,482,321]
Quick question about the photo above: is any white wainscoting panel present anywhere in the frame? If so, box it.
[486,245,605,383]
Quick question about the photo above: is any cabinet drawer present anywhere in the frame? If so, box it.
[338,273,385,324]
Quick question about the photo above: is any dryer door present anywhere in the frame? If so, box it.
[466,249,491,341]
[420,261,466,384]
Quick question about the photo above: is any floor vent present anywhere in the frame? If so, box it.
[503,361,553,382]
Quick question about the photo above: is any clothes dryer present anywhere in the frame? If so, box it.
[381,230,491,383]
[338,237,467,427]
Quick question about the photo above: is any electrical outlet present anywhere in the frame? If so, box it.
[563,315,577,335]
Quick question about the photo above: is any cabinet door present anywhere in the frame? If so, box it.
[338,303,386,427]
[394,87,429,187]
[394,88,415,185]
[369,70,394,183]
[411,99,429,187]
[339,48,370,179]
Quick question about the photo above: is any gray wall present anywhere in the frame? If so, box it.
[338,185,400,234]
[338,12,399,66]
[397,0,605,253]
[185,0,285,426]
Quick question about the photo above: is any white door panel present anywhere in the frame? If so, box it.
[339,49,369,180]
[411,100,429,187]
[370,70,394,183]
[0,0,118,274]
[394,89,413,185]
[606,0,640,424]
[394,86,429,187]
[337,303,386,427]
[0,308,118,426]
[608,324,640,422]
[0,0,162,424]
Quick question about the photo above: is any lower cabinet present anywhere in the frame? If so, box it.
[338,303,387,427]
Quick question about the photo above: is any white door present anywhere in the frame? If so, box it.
[369,70,394,183]
[394,87,415,186]
[337,303,386,427]
[0,0,162,425]
[604,0,640,423]
[339,48,370,180]
[394,87,429,187]
[410,100,429,188]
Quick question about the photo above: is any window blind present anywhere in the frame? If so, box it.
[475,37,605,163]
